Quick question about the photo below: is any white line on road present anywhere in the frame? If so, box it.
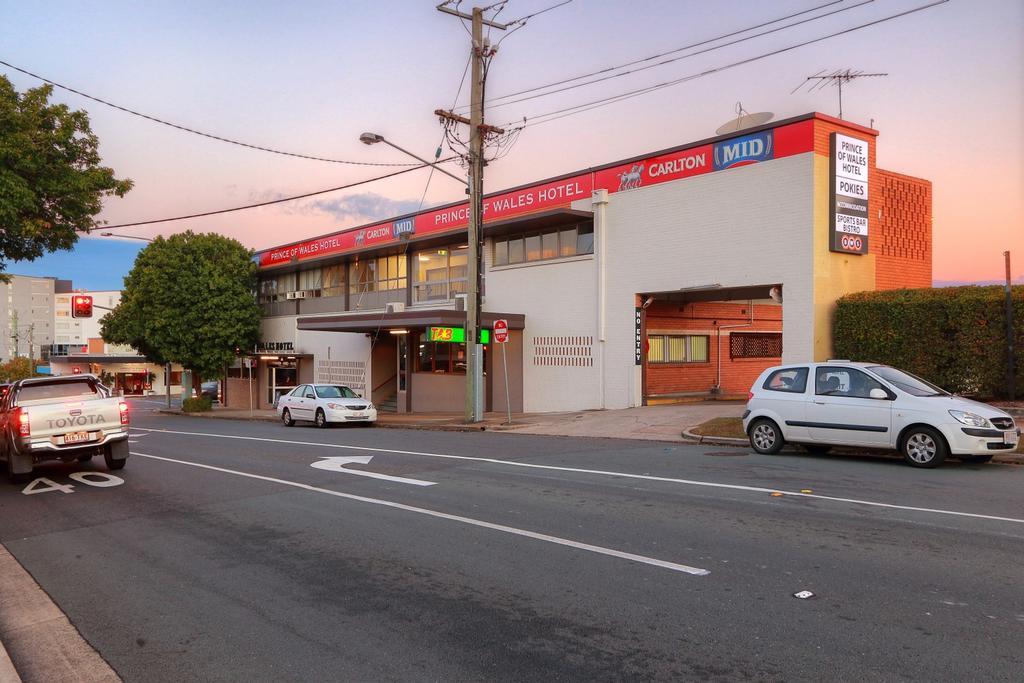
[134,452,708,576]
[132,427,1024,526]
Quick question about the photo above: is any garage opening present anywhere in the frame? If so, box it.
[638,284,783,403]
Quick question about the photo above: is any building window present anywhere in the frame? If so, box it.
[647,335,709,363]
[349,254,407,297]
[298,268,322,296]
[413,247,467,303]
[416,341,467,374]
[322,264,345,297]
[730,333,782,359]
[493,222,594,266]
[258,272,296,302]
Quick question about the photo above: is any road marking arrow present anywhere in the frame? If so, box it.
[310,455,436,487]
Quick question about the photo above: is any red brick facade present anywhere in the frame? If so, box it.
[643,301,782,399]
[873,169,932,289]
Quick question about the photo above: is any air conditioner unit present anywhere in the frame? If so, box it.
[285,292,298,300]
[385,302,406,314]
[454,294,469,311]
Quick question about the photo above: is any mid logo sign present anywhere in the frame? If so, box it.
[830,133,870,254]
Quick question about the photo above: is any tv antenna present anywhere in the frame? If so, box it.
[792,69,888,119]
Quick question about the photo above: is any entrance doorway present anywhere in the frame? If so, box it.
[116,372,149,396]
[638,284,783,402]
[267,362,297,406]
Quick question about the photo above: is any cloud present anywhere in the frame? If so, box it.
[244,189,422,223]
[309,192,421,221]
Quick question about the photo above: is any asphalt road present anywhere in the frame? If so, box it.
[1,406,1022,682]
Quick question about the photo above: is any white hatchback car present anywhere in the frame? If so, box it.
[278,384,377,428]
[743,362,1019,467]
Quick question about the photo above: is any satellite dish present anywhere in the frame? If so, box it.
[715,111,774,136]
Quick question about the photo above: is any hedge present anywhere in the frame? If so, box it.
[182,395,213,413]
[833,285,1024,398]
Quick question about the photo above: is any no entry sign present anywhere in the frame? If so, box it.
[493,319,509,344]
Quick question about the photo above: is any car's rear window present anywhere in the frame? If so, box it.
[762,367,809,393]
[16,380,103,402]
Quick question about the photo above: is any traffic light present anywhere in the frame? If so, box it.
[71,295,93,318]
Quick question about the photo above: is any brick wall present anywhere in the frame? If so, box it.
[874,169,932,289]
[643,300,782,396]
[810,115,932,290]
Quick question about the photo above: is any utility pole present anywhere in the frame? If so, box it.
[436,3,506,423]
[1005,251,1016,400]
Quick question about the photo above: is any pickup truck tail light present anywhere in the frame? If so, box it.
[14,408,30,437]
[119,402,129,425]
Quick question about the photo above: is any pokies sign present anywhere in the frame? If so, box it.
[258,120,816,268]
[829,133,870,255]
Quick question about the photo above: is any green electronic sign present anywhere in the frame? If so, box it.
[425,326,490,344]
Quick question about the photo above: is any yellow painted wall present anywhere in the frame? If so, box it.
[811,153,876,360]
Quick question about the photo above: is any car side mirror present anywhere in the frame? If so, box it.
[869,388,888,400]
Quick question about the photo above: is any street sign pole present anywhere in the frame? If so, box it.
[502,342,511,425]
[493,318,511,424]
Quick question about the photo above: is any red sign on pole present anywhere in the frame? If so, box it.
[493,319,509,344]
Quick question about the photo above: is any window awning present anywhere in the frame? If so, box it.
[481,208,593,239]
[297,310,525,333]
[53,355,149,363]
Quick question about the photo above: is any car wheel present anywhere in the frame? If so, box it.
[749,418,785,455]
[803,444,831,455]
[281,409,295,427]
[901,426,947,468]
[103,447,126,471]
[315,409,328,428]
[960,454,993,464]
[5,456,30,484]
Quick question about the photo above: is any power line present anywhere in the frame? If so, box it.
[95,160,455,231]
[505,0,574,26]
[0,59,420,167]
[476,0,875,112]
[508,0,948,129]
[483,0,845,106]
[494,0,574,48]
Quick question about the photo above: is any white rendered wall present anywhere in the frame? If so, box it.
[601,153,816,408]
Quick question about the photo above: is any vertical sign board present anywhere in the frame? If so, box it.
[830,133,870,254]
[635,308,643,365]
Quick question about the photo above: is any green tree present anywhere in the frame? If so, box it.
[0,75,132,275]
[0,356,38,382]
[101,232,260,391]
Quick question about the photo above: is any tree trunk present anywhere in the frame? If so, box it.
[192,372,202,395]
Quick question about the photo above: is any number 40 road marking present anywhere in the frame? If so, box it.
[22,472,124,495]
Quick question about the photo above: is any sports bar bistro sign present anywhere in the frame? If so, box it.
[829,133,870,254]
[259,120,818,268]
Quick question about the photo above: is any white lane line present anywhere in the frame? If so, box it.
[131,427,1024,526]
[134,452,708,576]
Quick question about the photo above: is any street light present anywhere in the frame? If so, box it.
[361,132,484,423]
[359,132,467,187]
[99,232,154,242]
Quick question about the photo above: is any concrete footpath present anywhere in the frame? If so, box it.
[157,401,747,443]
[152,400,1024,464]
[0,546,119,682]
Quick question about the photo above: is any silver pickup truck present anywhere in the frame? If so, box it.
[1,375,130,483]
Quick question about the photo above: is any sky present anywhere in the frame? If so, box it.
[1,0,1021,289]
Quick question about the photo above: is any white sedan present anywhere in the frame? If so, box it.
[278,384,377,428]
[743,362,1019,467]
